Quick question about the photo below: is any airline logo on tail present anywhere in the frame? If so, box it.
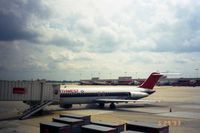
[139,72,163,89]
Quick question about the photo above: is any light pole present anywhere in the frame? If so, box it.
[124,72,127,76]
[195,68,199,79]
[98,72,101,78]
[135,72,138,79]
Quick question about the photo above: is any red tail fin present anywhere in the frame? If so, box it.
[139,72,162,89]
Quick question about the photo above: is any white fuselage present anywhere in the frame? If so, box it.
[60,85,155,105]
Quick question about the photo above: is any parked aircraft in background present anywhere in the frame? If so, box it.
[60,72,163,109]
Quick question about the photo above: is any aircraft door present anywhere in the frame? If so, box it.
[52,84,60,101]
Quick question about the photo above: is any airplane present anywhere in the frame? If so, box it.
[59,72,163,109]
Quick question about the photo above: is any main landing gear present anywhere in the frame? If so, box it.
[98,103,116,109]
[109,103,116,109]
[60,104,73,109]
[98,103,105,109]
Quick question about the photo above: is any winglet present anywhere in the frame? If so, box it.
[139,72,163,89]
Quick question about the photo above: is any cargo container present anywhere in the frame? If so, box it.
[126,121,169,133]
[53,117,84,133]
[40,122,71,133]
[60,114,91,124]
[91,121,125,132]
[82,124,117,133]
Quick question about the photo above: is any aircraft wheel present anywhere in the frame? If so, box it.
[60,104,73,109]
[109,103,116,109]
[98,103,105,108]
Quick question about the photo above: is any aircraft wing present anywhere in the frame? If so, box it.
[95,99,160,103]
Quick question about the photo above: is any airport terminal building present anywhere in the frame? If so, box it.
[80,76,200,86]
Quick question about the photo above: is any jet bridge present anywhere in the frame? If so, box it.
[0,80,60,119]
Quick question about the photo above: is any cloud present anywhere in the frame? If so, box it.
[0,0,50,41]
[148,0,200,52]
[50,36,85,52]
[26,0,200,53]
[89,28,120,53]
[0,0,200,80]
[0,41,48,71]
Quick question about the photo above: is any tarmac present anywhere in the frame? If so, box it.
[0,86,200,133]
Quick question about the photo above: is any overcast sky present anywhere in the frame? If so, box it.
[0,0,200,80]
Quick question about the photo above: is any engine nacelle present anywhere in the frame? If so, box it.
[130,91,148,99]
